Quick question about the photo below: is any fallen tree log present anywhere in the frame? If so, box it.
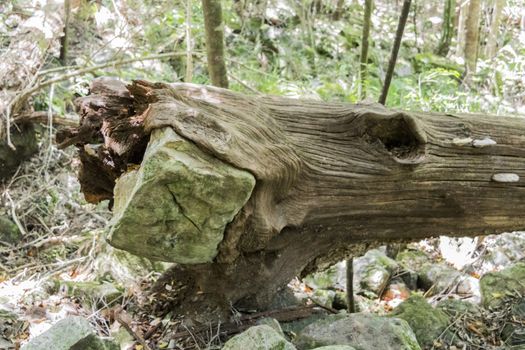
[60,77,525,317]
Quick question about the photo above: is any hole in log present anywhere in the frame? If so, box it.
[364,113,427,165]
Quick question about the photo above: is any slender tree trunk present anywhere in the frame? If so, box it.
[485,0,505,59]
[359,0,373,100]
[436,0,456,56]
[333,0,345,20]
[379,0,411,105]
[185,0,193,82]
[464,0,481,75]
[62,78,525,317]
[59,0,71,64]
[202,0,229,88]
[456,0,469,57]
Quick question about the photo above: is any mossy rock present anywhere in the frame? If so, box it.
[480,263,525,309]
[294,313,421,350]
[396,250,431,272]
[390,295,450,348]
[22,316,117,350]
[354,249,400,297]
[108,127,255,263]
[437,298,481,318]
[222,325,296,350]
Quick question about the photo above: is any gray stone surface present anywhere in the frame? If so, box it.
[22,316,117,350]
[294,313,421,350]
[390,295,450,348]
[480,262,525,308]
[222,325,296,350]
[108,127,255,263]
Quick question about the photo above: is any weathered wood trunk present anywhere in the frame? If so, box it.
[61,78,525,318]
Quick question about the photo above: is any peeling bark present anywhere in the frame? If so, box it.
[62,78,525,317]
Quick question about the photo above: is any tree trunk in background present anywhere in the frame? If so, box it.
[485,0,505,59]
[185,0,193,82]
[359,0,373,100]
[202,0,229,88]
[0,1,64,179]
[464,0,481,75]
[333,0,345,20]
[456,0,469,57]
[379,0,411,105]
[59,0,71,64]
[62,78,525,318]
[436,0,455,56]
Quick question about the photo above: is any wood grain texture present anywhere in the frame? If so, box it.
[64,78,525,314]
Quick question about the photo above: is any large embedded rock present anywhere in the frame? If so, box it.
[294,313,421,350]
[108,127,255,263]
[22,316,117,350]
[480,262,525,308]
[222,325,295,350]
[390,295,450,348]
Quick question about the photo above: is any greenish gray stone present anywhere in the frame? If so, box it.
[354,249,400,297]
[303,261,346,290]
[312,346,357,350]
[93,241,167,286]
[480,262,525,308]
[390,295,450,348]
[22,316,116,350]
[396,250,431,272]
[0,216,20,244]
[222,325,296,350]
[48,281,122,307]
[108,127,256,263]
[281,312,337,336]
[437,298,481,318]
[294,313,421,350]
[256,318,284,336]
[312,289,336,309]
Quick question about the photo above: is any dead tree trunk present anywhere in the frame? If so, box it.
[61,78,525,318]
